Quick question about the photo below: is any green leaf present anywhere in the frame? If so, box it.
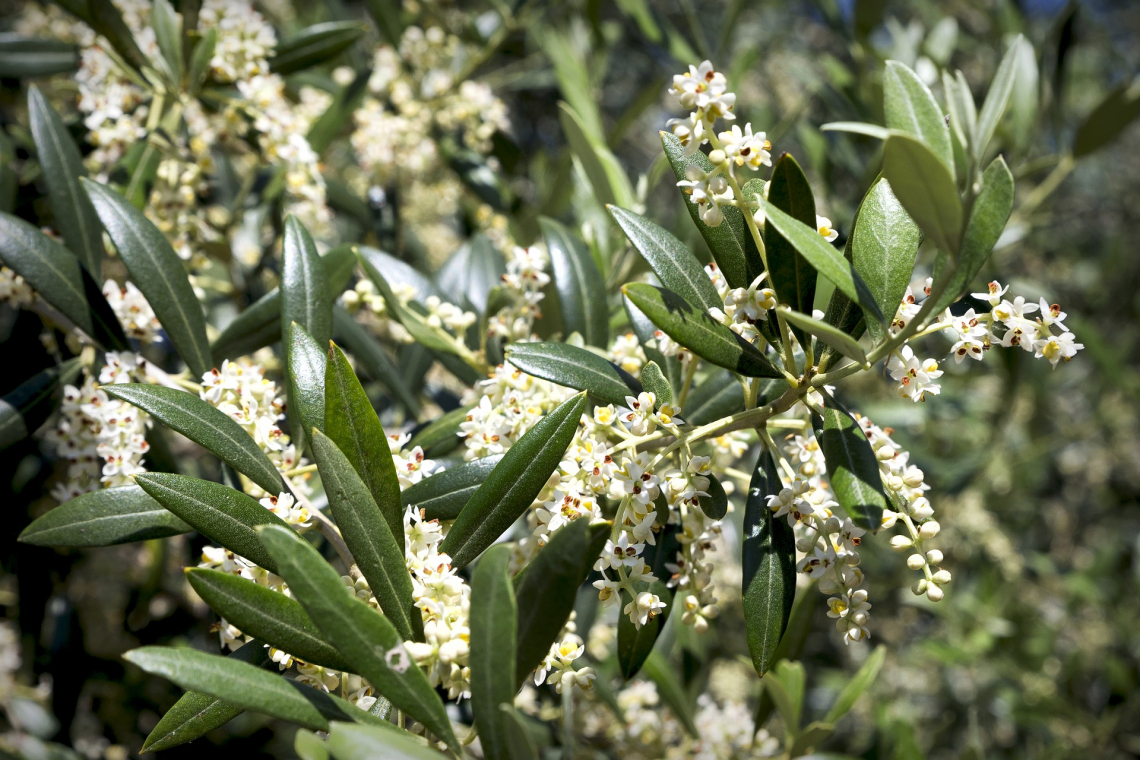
[789,721,835,757]
[505,342,640,407]
[848,178,923,344]
[930,156,1015,313]
[187,27,216,94]
[83,179,212,376]
[365,0,404,47]
[356,250,459,356]
[186,568,353,672]
[311,429,421,642]
[641,650,698,737]
[622,283,783,379]
[541,29,604,143]
[742,449,796,677]
[295,729,329,760]
[819,121,891,140]
[141,640,272,753]
[135,473,290,571]
[0,128,16,214]
[754,198,886,324]
[0,213,128,350]
[332,306,422,419]
[270,22,366,75]
[704,474,728,520]
[400,455,502,522]
[257,525,459,753]
[824,645,885,724]
[541,217,608,347]
[406,405,469,458]
[880,132,962,257]
[0,34,78,77]
[124,646,375,733]
[1073,78,1140,157]
[441,393,587,569]
[436,234,505,315]
[559,102,634,211]
[639,361,672,406]
[661,131,753,288]
[500,706,540,760]
[812,393,886,531]
[18,485,190,547]
[617,580,672,679]
[621,293,682,390]
[777,307,867,365]
[683,369,745,424]
[942,71,973,180]
[282,216,333,349]
[882,60,954,178]
[151,0,182,81]
[609,206,722,312]
[326,722,447,760]
[307,69,371,154]
[325,342,405,536]
[27,86,103,277]
[513,518,609,687]
[104,384,283,494]
[766,660,805,733]
[765,153,818,344]
[0,359,81,452]
[288,323,326,452]
[470,545,518,760]
[87,0,150,70]
[974,36,1024,163]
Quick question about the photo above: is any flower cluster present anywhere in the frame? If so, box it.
[486,245,551,342]
[102,280,162,344]
[533,633,596,694]
[708,266,777,343]
[0,268,35,308]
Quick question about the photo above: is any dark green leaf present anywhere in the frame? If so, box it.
[621,293,681,390]
[1073,78,1140,157]
[848,178,922,343]
[84,179,212,376]
[639,361,672,406]
[609,206,722,312]
[356,249,460,356]
[307,70,371,154]
[617,580,671,679]
[622,283,782,379]
[186,568,353,672]
[187,27,216,94]
[541,217,608,347]
[777,307,867,365]
[105,384,283,494]
[257,525,459,753]
[406,405,469,458]
[436,234,505,315]
[28,86,103,277]
[295,729,329,760]
[789,721,835,757]
[683,369,745,424]
[325,722,447,760]
[766,660,805,732]
[470,545,517,760]
[812,393,886,530]
[641,650,698,737]
[0,34,78,77]
[500,706,539,760]
[18,485,190,547]
[135,473,289,571]
[703,474,728,520]
[288,323,326,452]
[270,22,366,75]
[974,36,1024,163]
[930,156,1014,313]
[754,199,886,324]
[325,343,404,541]
[332,306,422,419]
[879,133,962,257]
[0,359,81,452]
[742,449,796,676]
[151,0,182,81]
[765,153,818,344]
[824,645,885,724]
[513,518,609,688]
[661,131,752,288]
[364,0,404,46]
[311,429,420,642]
[0,128,16,214]
[141,640,271,753]
[559,102,633,209]
[401,455,502,522]
[282,216,332,350]
[506,342,640,407]
[441,393,587,569]
[883,60,953,178]
[87,0,150,70]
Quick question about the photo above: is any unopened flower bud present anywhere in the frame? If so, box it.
[926,549,943,565]
[932,569,952,585]
[912,578,928,595]
[926,584,944,602]
[903,469,925,488]
[907,554,925,570]
[890,535,913,551]
[818,578,840,595]
[796,537,814,553]
[919,520,940,539]
[708,149,726,165]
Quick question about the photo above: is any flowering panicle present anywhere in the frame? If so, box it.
[486,245,551,342]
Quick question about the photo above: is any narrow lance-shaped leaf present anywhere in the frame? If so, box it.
[186,568,353,672]
[505,342,640,407]
[1073,78,1140,158]
[541,217,608,347]
[883,60,954,179]
[609,206,723,312]
[617,580,672,680]
[703,473,728,520]
[622,283,783,379]
[104,384,283,494]
[135,473,290,571]
[28,86,103,277]
[151,0,182,81]
[812,393,887,530]
[764,153,817,346]
[641,650,698,737]
[753,199,887,325]
[513,518,609,687]
[879,132,962,258]
[87,0,150,70]
[639,361,672,406]
[661,131,753,287]
[19,485,191,547]
[441,393,587,568]
[187,26,216,94]
[407,405,470,458]
[325,343,405,542]
[269,21,366,75]
[288,323,326,453]
[295,730,329,760]
[0,359,81,452]
[777,307,867,365]
[331,306,422,419]
[356,249,463,356]
[83,179,212,376]
[401,455,503,522]
[500,706,540,760]
[742,448,796,676]
[282,215,332,349]
[311,429,421,642]
[974,35,1024,163]
[559,102,634,209]
[140,640,272,753]
[326,722,448,760]
[622,293,682,391]
[824,645,886,724]
[257,525,460,753]
[683,369,745,425]
[0,35,78,77]
[470,545,518,760]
